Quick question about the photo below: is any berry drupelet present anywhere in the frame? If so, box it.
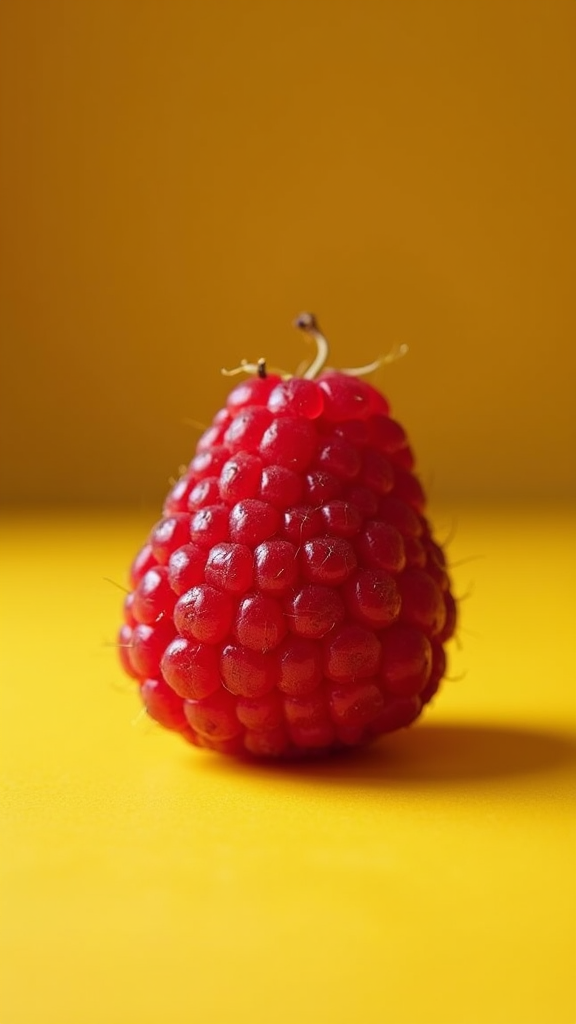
[119,314,457,758]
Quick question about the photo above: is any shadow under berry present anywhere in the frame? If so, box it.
[193,721,576,788]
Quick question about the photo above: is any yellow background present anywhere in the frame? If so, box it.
[0,0,575,506]
[0,3,575,1024]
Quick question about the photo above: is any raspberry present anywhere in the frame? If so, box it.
[119,313,457,758]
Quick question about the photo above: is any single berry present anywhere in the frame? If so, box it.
[258,464,304,509]
[204,542,254,594]
[253,539,299,594]
[118,313,458,758]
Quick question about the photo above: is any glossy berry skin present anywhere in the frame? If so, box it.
[120,364,457,758]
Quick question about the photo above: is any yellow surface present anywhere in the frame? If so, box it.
[0,506,575,1024]
[1,0,576,506]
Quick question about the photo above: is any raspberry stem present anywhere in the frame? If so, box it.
[293,313,330,381]
[222,358,267,378]
[222,314,407,383]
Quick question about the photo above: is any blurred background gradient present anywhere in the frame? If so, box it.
[1,0,575,508]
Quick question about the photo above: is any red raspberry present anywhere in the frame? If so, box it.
[119,313,457,758]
